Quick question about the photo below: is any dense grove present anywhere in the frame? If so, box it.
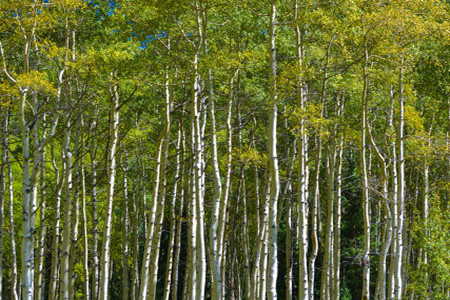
[0,0,449,299]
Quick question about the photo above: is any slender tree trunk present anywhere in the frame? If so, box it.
[295,2,309,296]
[163,129,182,300]
[207,25,223,299]
[69,113,82,299]
[361,32,371,300]
[321,145,336,300]
[59,101,73,300]
[394,59,405,299]
[333,128,344,300]
[260,170,270,300]
[89,110,100,300]
[35,118,47,300]
[122,154,130,300]
[131,171,140,300]
[8,134,19,300]
[139,70,173,299]
[79,120,90,300]
[172,114,186,300]
[148,75,173,300]
[267,2,280,299]
[99,81,119,300]
[387,85,397,300]
[368,117,392,300]
[218,73,236,299]
[309,137,322,300]
[0,111,7,299]
[251,164,261,300]
[49,142,62,300]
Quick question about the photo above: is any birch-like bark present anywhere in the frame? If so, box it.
[192,42,206,299]
[130,167,141,300]
[139,72,172,299]
[422,161,429,268]
[49,143,62,300]
[321,145,336,300]
[260,169,271,300]
[0,111,6,299]
[368,117,392,300]
[171,113,186,300]
[394,59,405,299]
[163,128,182,300]
[79,121,90,300]
[308,136,322,300]
[35,116,47,300]
[148,71,173,300]
[251,165,261,300]
[99,81,119,300]
[295,1,309,296]
[387,85,397,300]
[8,132,19,300]
[218,73,236,298]
[206,13,223,296]
[186,158,197,300]
[69,111,82,299]
[267,2,280,299]
[361,32,371,300]
[59,104,72,300]
[122,154,130,300]
[333,127,344,300]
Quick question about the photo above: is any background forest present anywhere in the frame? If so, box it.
[0,0,449,299]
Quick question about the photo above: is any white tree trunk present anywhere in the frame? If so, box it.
[394,60,405,299]
[267,2,279,299]
[99,82,119,300]
[361,35,371,300]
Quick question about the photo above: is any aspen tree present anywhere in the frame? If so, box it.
[309,136,322,300]
[59,25,78,295]
[192,45,206,300]
[204,7,223,295]
[69,107,82,299]
[12,1,44,294]
[295,1,309,297]
[260,168,271,300]
[251,164,262,300]
[130,185,140,300]
[186,157,197,300]
[368,113,392,300]
[171,110,186,300]
[68,29,79,299]
[0,110,6,298]
[139,71,173,299]
[333,110,344,300]
[59,75,73,300]
[267,2,280,298]
[148,70,173,300]
[319,36,335,300]
[122,153,130,300]
[35,116,47,300]
[218,72,236,298]
[394,59,405,299]
[361,30,371,300]
[89,110,100,300]
[321,144,336,300]
[163,128,182,300]
[99,80,119,300]
[387,85,398,300]
[79,116,90,300]
[49,142,63,300]
[8,136,19,300]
